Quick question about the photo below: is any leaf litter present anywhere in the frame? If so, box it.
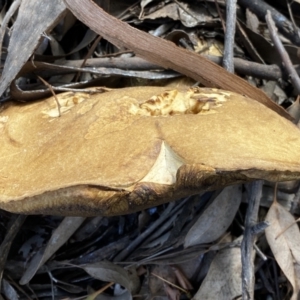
[0,0,300,299]
[265,192,300,300]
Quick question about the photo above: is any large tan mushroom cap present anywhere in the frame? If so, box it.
[0,86,300,216]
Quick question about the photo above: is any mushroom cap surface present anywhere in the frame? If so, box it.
[0,86,300,216]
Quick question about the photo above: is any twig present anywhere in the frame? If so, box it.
[37,55,294,80]
[37,76,61,116]
[236,20,265,64]
[75,34,102,82]
[78,55,296,81]
[151,272,189,294]
[266,11,300,94]
[173,0,198,21]
[241,180,263,300]
[239,0,300,46]
[223,0,237,72]
[10,54,293,102]
[286,0,297,31]
[112,200,190,262]
[113,202,175,262]
[214,0,226,33]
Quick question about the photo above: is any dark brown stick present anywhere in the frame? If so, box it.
[63,0,292,121]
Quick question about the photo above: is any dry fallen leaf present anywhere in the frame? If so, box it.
[287,96,300,123]
[2,278,19,300]
[0,86,300,216]
[184,185,242,247]
[193,237,243,299]
[265,199,300,300]
[149,265,179,299]
[141,2,216,28]
[19,216,86,285]
[0,0,66,97]
[81,261,140,297]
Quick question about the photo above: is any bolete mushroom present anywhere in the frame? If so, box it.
[0,86,300,216]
